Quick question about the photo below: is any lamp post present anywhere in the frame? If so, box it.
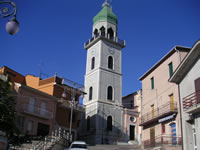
[0,1,19,35]
[61,78,85,142]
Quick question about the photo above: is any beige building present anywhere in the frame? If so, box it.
[139,46,190,149]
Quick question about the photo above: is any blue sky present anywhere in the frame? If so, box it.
[1,0,200,96]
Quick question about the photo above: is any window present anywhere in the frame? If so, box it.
[91,57,95,70]
[87,116,90,131]
[100,26,105,36]
[161,123,165,134]
[168,62,173,78]
[108,56,113,69]
[89,87,93,100]
[17,116,25,129]
[151,77,154,89]
[130,100,134,108]
[28,97,35,113]
[27,120,33,131]
[107,86,113,100]
[107,116,112,131]
[108,28,114,39]
[40,101,47,117]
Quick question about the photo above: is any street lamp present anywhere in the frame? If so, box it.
[61,78,85,142]
[0,1,19,35]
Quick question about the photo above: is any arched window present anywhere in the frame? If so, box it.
[107,86,113,100]
[107,116,112,131]
[108,56,113,69]
[89,87,93,100]
[100,26,105,37]
[94,29,98,37]
[108,28,114,39]
[87,116,90,131]
[91,57,95,70]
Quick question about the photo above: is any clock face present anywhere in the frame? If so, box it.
[108,48,115,54]
[91,49,96,55]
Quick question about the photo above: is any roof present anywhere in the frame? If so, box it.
[169,40,200,83]
[93,2,117,25]
[71,141,87,145]
[139,46,191,81]
[15,83,58,101]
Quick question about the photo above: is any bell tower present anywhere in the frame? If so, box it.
[83,1,125,144]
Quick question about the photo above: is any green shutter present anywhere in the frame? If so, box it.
[168,62,173,78]
[151,77,154,89]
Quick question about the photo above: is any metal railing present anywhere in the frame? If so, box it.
[84,32,125,48]
[143,134,182,149]
[20,104,53,120]
[140,102,178,125]
[183,91,200,110]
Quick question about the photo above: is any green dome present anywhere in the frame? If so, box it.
[93,3,118,25]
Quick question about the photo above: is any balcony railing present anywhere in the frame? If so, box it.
[20,104,53,119]
[183,91,200,111]
[84,32,125,49]
[140,102,178,126]
[143,134,182,149]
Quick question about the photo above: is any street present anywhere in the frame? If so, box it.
[88,144,141,150]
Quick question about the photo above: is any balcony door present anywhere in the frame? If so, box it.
[170,94,174,110]
[151,105,155,118]
[195,78,200,103]
[150,127,155,147]
[28,97,35,113]
[40,101,47,117]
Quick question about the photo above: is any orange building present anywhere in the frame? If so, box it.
[25,75,85,140]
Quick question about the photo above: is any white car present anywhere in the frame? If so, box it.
[65,141,88,150]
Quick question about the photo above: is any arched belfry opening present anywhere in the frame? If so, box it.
[100,26,105,36]
[94,29,98,37]
[108,28,114,39]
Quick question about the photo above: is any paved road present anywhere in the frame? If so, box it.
[88,144,141,150]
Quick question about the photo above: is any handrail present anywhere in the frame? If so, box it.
[140,101,178,125]
[183,90,200,110]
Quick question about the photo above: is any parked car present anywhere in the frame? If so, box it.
[65,141,88,150]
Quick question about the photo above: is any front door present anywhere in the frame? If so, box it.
[195,78,200,103]
[37,123,50,136]
[130,125,135,140]
[150,127,155,147]
[170,123,177,145]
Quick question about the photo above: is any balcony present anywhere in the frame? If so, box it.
[84,33,125,49]
[143,134,182,149]
[140,102,178,126]
[20,104,53,120]
[183,91,200,113]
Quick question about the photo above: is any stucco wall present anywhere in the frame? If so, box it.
[179,58,200,150]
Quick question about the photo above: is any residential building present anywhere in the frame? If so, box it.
[122,90,142,145]
[0,66,57,136]
[82,1,125,144]
[139,46,190,149]
[14,83,57,136]
[170,40,200,150]
[25,75,85,140]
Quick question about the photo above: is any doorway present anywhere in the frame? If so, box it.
[37,123,50,136]
[129,125,135,140]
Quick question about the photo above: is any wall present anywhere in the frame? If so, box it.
[179,58,200,150]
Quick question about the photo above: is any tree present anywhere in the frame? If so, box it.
[0,79,16,136]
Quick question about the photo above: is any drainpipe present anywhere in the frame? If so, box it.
[177,84,184,150]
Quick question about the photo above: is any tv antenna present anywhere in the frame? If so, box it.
[39,62,49,78]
